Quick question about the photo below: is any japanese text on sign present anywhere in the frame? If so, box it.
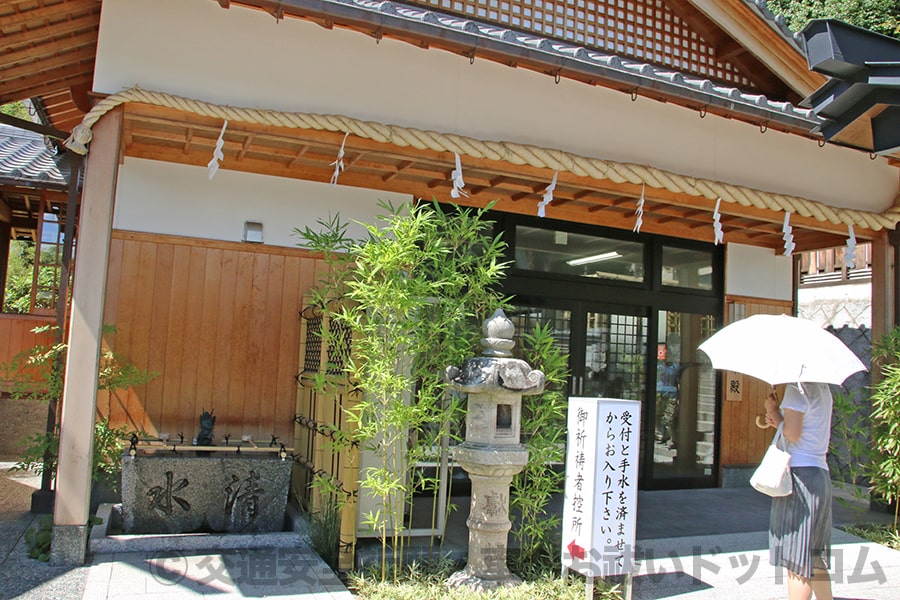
[561,397,641,578]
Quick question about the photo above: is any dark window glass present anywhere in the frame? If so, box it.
[514,225,644,283]
[661,246,713,290]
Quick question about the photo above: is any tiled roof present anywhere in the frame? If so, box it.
[746,0,806,49]
[315,0,822,130]
[0,124,66,189]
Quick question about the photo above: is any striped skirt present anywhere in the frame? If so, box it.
[769,466,832,578]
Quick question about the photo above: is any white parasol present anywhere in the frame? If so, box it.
[698,314,866,386]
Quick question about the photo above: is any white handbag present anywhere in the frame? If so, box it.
[750,422,793,497]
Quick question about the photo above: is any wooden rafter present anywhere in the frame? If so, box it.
[120,102,873,252]
[0,0,101,130]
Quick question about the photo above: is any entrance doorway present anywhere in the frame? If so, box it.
[499,214,722,488]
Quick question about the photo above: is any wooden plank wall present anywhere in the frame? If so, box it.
[101,230,328,443]
[719,295,794,468]
[0,314,55,391]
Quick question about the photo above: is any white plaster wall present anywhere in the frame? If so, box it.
[93,0,899,214]
[113,158,406,246]
[725,243,793,301]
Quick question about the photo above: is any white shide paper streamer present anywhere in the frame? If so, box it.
[207,120,228,181]
[633,184,645,233]
[713,198,724,245]
[450,152,469,198]
[782,212,795,256]
[330,132,349,185]
[537,171,558,217]
[844,224,857,269]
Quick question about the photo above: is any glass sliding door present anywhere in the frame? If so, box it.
[652,310,717,482]
[507,305,572,363]
[492,211,723,488]
[508,303,646,402]
[580,310,647,401]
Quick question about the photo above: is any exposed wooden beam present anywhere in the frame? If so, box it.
[123,137,854,250]
[0,111,69,139]
[288,145,310,168]
[0,197,11,223]
[0,0,98,29]
[237,134,254,161]
[665,0,727,46]
[1,29,98,69]
[382,160,414,182]
[4,62,94,96]
[345,151,365,170]
[2,12,99,47]
[183,126,194,155]
[716,38,746,62]
[69,81,93,113]
[0,186,67,200]
[117,104,871,250]
[1,73,93,105]
[1,45,95,82]
[689,0,824,97]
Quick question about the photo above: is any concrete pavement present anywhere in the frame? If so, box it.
[3,462,900,599]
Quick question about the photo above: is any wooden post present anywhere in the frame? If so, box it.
[0,219,9,309]
[871,230,897,358]
[0,189,11,309]
[50,108,122,565]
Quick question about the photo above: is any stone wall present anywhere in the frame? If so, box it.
[826,325,872,485]
[797,282,871,328]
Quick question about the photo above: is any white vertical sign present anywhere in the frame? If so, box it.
[561,397,641,578]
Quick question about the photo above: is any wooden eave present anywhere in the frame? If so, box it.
[0,0,100,133]
[655,0,802,98]
[122,102,876,252]
[688,0,826,97]
[0,0,834,146]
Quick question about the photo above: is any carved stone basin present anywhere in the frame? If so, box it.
[121,451,292,535]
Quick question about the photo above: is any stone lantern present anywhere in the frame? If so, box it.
[445,308,545,590]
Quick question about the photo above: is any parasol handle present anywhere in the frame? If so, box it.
[757,387,780,429]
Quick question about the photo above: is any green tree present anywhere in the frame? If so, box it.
[765,0,900,38]
[3,241,60,314]
[2,324,156,483]
[0,101,30,121]
[296,200,509,581]
[869,327,900,530]
[510,322,569,567]
[4,241,36,314]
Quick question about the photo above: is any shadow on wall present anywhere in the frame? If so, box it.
[0,397,46,458]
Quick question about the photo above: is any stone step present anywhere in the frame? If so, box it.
[697,419,715,432]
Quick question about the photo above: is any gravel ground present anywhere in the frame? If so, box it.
[0,463,89,600]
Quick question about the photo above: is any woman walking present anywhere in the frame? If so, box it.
[764,382,834,600]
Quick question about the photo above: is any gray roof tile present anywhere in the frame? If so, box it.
[313,0,821,129]
[0,124,66,188]
[747,0,805,48]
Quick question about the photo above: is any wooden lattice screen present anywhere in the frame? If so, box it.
[417,0,755,88]
[294,299,360,570]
